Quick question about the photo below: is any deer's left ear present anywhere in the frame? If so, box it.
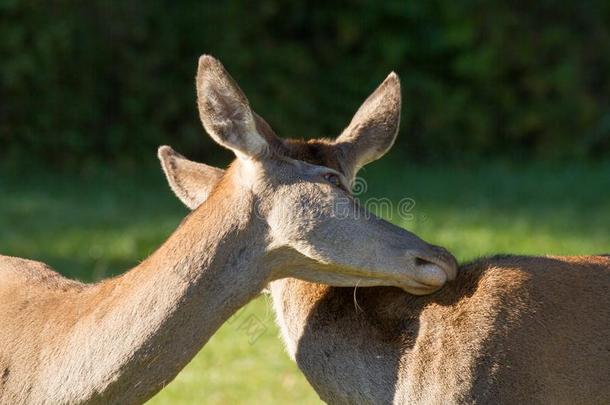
[158,146,225,210]
[335,72,401,177]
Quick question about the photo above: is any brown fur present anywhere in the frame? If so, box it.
[0,56,458,404]
[269,141,610,404]
[272,255,610,404]
[155,131,610,403]
[0,172,272,404]
[152,57,610,403]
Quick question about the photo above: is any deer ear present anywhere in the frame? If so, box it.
[335,72,401,175]
[158,146,225,210]
[196,55,269,160]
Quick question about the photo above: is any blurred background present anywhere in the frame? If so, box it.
[1,1,609,404]
[3,0,610,166]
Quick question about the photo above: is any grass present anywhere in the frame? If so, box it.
[1,160,609,404]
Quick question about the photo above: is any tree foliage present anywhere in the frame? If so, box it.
[1,0,609,165]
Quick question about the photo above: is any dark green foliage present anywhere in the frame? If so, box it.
[1,0,610,166]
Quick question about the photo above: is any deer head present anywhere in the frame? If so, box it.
[159,55,457,295]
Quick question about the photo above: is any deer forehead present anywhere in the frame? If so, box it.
[234,156,346,191]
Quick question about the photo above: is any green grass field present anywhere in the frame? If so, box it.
[1,161,608,404]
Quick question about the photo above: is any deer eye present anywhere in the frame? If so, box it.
[323,173,342,188]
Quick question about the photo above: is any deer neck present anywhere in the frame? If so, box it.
[269,279,331,359]
[39,182,269,403]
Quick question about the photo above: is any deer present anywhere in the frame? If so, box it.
[163,60,610,404]
[0,56,458,404]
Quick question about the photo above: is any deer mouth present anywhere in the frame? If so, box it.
[417,246,458,278]
[402,249,458,295]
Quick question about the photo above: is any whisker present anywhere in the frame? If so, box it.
[353,280,363,313]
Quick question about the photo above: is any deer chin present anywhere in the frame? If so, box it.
[344,274,445,296]
[402,267,448,295]
[393,263,455,295]
[415,263,449,286]
[317,269,448,296]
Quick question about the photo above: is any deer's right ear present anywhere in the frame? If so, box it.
[158,146,224,210]
[196,55,269,160]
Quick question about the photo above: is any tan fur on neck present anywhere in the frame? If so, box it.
[0,170,270,403]
[266,141,610,404]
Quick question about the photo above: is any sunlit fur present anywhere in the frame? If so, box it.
[270,141,610,404]
[169,57,610,404]
[179,137,610,404]
[0,56,457,404]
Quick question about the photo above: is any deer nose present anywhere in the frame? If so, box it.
[414,246,458,285]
